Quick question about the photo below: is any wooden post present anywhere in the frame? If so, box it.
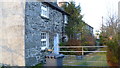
[82,47,84,56]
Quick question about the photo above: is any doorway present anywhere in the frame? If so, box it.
[54,33,59,54]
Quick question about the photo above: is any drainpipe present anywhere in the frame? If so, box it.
[62,13,65,42]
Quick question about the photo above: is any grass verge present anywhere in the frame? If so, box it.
[63,48,108,66]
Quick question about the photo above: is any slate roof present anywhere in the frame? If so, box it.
[85,23,94,29]
[44,2,69,15]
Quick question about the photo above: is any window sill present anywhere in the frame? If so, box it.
[41,15,49,20]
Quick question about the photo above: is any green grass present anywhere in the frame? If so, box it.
[63,48,108,66]
[32,63,44,68]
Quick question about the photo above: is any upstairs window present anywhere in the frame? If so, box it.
[117,23,120,28]
[41,4,49,18]
[64,15,68,24]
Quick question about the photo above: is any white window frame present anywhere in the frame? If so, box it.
[41,4,49,18]
[117,22,120,27]
[64,15,68,24]
[41,32,49,48]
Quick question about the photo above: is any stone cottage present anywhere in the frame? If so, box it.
[0,1,68,66]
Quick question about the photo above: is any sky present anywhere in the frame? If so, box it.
[58,0,120,34]
[75,0,120,34]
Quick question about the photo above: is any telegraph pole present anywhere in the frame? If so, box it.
[101,16,104,34]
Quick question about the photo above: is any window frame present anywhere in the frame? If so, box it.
[64,15,68,24]
[41,4,49,18]
[40,32,49,48]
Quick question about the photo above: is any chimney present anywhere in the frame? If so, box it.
[57,0,69,7]
[41,0,57,2]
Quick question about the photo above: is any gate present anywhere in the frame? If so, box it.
[59,46,108,66]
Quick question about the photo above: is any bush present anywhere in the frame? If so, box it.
[59,42,66,46]
[106,38,119,65]
[32,63,44,68]
[60,39,82,55]
[60,39,97,55]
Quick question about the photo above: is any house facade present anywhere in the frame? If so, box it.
[0,1,68,66]
[25,2,68,66]
[84,23,94,36]
[75,23,94,40]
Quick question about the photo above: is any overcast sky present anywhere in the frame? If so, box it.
[58,0,120,34]
[75,0,120,32]
[74,0,120,34]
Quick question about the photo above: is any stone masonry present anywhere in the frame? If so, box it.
[25,2,65,66]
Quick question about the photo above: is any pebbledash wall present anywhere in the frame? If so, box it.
[1,1,68,66]
[25,2,66,66]
[1,1,26,66]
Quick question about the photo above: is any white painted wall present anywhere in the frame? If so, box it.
[0,1,26,66]
[0,2,3,66]
[118,1,120,18]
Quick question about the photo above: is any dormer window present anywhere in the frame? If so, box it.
[41,4,49,18]
[64,15,68,24]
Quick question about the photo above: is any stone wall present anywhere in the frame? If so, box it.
[0,1,25,66]
[25,2,64,66]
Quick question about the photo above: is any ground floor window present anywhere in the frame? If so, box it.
[41,32,49,48]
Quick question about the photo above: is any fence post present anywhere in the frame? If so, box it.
[82,47,84,56]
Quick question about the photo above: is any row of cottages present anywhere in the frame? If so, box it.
[75,23,94,40]
[1,2,68,66]
[74,22,94,46]
[84,23,94,36]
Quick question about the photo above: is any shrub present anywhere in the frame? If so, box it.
[106,38,119,65]
[60,39,82,55]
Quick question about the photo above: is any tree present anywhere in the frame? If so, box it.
[99,15,120,66]
[60,2,95,55]
[62,1,85,40]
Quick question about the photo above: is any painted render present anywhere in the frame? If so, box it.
[0,1,26,66]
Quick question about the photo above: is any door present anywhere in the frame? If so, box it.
[54,33,59,54]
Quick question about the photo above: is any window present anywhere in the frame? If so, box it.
[64,15,68,24]
[41,32,49,48]
[41,4,49,18]
[117,23,120,28]
[76,33,81,40]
